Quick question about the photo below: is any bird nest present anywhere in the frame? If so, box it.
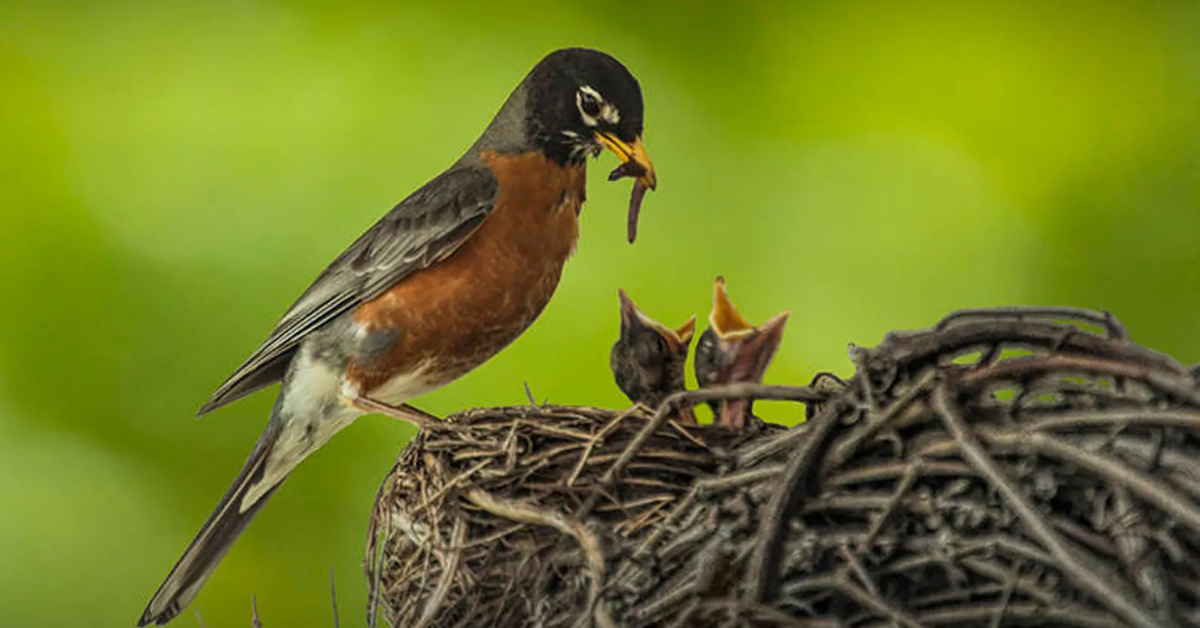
[365,308,1200,628]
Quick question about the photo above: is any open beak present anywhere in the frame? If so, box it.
[712,310,789,430]
[618,288,641,330]
[618,289,694,347]
[730,311,790,382]
[596,132,657,190]
[673,316,697,346]
[705,276,790,383]
[709,276,753,335]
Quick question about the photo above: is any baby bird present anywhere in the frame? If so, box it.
[693,276,789,429]
[610,289,697,423]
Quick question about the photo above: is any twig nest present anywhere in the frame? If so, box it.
[367,308,1200,628]
[365,404,772,628]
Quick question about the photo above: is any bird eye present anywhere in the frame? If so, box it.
[577,87,603,120]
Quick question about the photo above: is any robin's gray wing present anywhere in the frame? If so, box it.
[197,164,499,416]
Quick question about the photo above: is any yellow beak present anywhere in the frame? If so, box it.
[596,132,657,190]
[710,276,753,335]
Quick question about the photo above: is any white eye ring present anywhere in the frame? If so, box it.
[576,86,604,127]
[575,85,622,131]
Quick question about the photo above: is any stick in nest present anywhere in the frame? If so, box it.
[464,488,616,628]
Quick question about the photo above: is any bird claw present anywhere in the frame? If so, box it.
[347,395,443,429]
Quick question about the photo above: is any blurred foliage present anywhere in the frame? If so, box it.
[2,0,1199,626]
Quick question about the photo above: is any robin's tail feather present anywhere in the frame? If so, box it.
[139,419,285,626]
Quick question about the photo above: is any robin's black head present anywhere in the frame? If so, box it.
[610,289,696,409]
[520,48,656,188]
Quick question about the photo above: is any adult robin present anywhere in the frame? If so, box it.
[693,277,789,429]
[139,48,656,626]
[609,289,697,422]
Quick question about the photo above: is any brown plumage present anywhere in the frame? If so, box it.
[348,151,585,392]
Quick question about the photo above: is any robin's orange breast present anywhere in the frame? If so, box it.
[346,150,586,396]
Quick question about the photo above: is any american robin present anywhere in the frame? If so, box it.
[140,48,656,625]
[609,289,697,422]
[693,276,789,429]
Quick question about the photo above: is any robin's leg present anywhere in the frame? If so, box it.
[398,402,442,423]
[340,390,443,429]
[338,326,444,428]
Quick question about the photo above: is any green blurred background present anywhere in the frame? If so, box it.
[3,0,1199,626]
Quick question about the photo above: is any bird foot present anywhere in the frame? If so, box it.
[348,396,443,429]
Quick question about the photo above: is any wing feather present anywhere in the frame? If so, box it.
[197,164,498,415]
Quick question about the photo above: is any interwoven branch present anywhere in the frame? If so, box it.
[366,307,1200,628]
